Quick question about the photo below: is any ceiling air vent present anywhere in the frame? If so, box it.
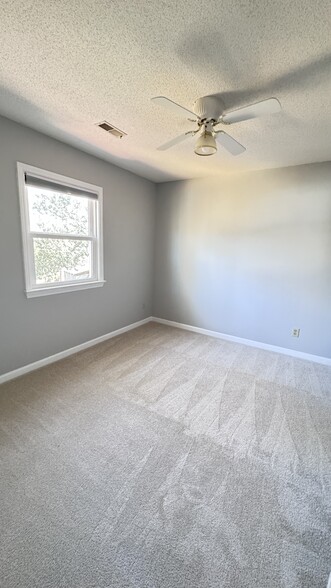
[96,121,127,138]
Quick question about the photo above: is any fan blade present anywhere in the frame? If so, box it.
[157,131,195,151]
[152,96,196,119]
[222,98,281,124]
[216,131,246,156]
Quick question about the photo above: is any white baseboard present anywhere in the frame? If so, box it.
[1,315,330,385]
[0,317,153,385]
[151,317,331,366]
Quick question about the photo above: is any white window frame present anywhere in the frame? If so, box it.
[17,162,105,298]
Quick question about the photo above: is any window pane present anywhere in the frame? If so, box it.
[33,238,92,284]
[28,187,90,236]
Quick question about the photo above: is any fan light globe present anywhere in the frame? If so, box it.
[194,131,217,156]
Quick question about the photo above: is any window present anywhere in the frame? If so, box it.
[17,163,104,297]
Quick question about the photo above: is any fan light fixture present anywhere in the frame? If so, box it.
[152,95,282,156]
[194,131,217,156]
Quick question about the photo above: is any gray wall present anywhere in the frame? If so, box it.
[1,113,331,375]
[0,116,155,375]
[154,164,331,358]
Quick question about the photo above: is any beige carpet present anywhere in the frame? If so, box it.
[0,322,330,588]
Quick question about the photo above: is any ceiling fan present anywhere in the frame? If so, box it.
[151,95,281,156]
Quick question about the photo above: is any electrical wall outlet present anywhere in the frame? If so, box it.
[292,328,300,337]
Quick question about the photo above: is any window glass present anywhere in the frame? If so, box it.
[17,163,104,297]
[28,187,90,236]
[33,238,92,284]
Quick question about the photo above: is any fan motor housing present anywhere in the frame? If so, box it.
[193,96,225,122]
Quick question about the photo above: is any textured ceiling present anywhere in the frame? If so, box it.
[0,0,331,182]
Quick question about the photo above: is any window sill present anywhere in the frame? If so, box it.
[25,280,106,298]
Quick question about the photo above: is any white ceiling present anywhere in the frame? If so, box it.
[1,0,331,182]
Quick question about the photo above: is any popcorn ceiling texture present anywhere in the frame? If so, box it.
[0,0,331,181]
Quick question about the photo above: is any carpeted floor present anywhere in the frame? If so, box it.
[0,322,330,588]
